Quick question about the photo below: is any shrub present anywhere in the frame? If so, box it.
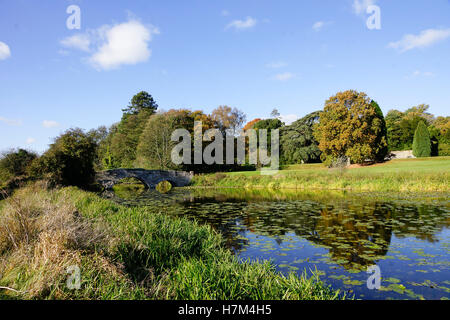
[156,180,173,193]
[0,149,37,182]
[31,128,97,187]
[438,143,450,156]
[412,121,431,157]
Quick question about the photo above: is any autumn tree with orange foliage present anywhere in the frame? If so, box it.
[313,90,388,165]
[243,119,262,131]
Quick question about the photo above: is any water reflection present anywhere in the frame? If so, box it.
[176,196,448,271]
[104,187,450,300]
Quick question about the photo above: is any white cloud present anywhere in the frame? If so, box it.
[0,41,11,60]
[280,114,299,125]
[266,61,287,69]
[221,10,230,17]
[0,116,21,126]
[388,28,450,52]
[90,20,159,70]
[60,34,91,52]
[59,20,159,70]
[225,17,257,31]
[26,137,36,145]
[273,72,295,81]
[42,120,60,128]
[352,0,377,15]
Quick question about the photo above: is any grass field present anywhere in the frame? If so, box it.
[193,157,450,192]
[0,183,343,300]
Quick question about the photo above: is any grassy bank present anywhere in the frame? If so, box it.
[0,183,343,300]
[192,157,450,192]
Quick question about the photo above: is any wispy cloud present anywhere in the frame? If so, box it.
[0,116,21,126]
[312,21,332,32]
[388,28,450,52]
[60,19,160,70]
[0,41,11,60]
[221,10,230,17]
[60,34,91,52]
[225,17,257,31]
[273,72,295,81]
[405,70,435,79]
[266,61,288,69]
[42,120,60,128]
[352,0,378,16]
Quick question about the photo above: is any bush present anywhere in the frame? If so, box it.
[31,128,97,188]
[156,180,172,193]
[0,149,37,182]
[412,121,431,157]
[438,143,450,156]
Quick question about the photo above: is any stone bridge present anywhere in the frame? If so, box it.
[96,169,194,190]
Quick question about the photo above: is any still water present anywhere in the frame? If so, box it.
[106,187,450,300]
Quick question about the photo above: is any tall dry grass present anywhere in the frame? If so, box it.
[0,181,119,298]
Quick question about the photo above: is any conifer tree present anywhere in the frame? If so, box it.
[412,121,431,157]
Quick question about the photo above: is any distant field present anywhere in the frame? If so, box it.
[227,157,450,176]
[193,157,450,192]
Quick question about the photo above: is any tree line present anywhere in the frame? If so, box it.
[1,89,448,189]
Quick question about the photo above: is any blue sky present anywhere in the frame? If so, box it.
[1,0,450,153]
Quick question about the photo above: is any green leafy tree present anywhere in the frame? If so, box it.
[280,111,322,164]
[251,118,283,167]
[385,110,405,150]
[433,116,450,156]
[0,149,37,181]
[412,121,431,157]
[385,104,434,151]
[136,110,194,170]
[87,126,110,170]
[253,118,283,131]
[313,90,388,165]
[104,92,158,168]
[32,128,97,187]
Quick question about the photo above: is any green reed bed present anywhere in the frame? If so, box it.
[0,183,344,300]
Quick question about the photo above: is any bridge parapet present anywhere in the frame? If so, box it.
[96,169,194,190]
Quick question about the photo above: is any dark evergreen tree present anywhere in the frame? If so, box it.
[280,111,322,164]
[372,101,389,161]
[412,121,431,157]
[122,91,158,115]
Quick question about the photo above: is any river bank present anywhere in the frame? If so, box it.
[192,157,450,192]
[0,182,343,300]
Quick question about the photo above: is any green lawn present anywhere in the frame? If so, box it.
[241,157,450,175]
[193,157,450,192]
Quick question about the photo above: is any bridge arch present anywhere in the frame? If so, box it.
[95,169,194,190]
